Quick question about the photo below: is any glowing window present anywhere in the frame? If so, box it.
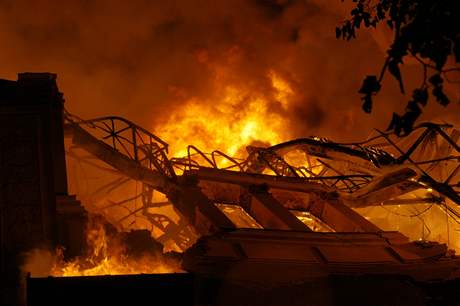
[215,203,263,229]
[290,210,334,232]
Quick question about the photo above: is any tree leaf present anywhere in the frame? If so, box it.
[362,95,373,113]
[433,86,450,106]
[335,27,341,39]
[406,100,421,113]
[359,75,381,94]
[387,113,402,135]
[388,60,405,93]
[336,0,458,135]
[412,88,428,106]
[429,74,443,86]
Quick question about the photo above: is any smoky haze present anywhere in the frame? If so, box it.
[0,0,458,146]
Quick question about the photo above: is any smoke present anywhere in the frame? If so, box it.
[1,0,458,144]
[21,248,58,277]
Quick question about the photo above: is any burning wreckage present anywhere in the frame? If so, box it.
[63,113,460,278]
[2,73,460,305]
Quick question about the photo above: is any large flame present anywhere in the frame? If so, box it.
[51,219,181,277]
[22,218,181,277]
[156,71,295,158]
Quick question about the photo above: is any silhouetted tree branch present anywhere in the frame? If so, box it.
[337,0,460,136]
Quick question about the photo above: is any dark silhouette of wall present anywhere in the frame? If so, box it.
[0,73,85,306]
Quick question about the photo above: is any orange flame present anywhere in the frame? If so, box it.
[49,219,181,277]
[45,72,301,277]
[157,71,295,159]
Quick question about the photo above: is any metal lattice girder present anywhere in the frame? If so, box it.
[67,123,235,236]
[140,183,193,249]
[245,146,299,177]
[69,124,169,190]
[63,110,460,246]
[342,168,421,208]
[64,114,175,180]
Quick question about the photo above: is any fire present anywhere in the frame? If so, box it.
[156,71,294,159]
[269,70,294,109]
[49,218,181,277]
[51,71,311,277]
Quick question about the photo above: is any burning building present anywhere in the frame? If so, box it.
[2,73,460,306]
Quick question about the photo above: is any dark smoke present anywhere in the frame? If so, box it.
[0,0,458,144]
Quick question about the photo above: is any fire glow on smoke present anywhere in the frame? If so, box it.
[156,71,295,158]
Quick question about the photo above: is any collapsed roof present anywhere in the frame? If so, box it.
[63,112,460,281]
